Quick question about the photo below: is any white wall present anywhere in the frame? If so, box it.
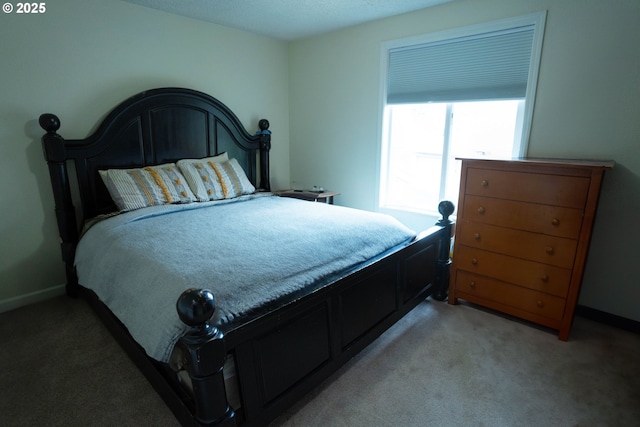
[0,0,290,310]
[289,0,640,320]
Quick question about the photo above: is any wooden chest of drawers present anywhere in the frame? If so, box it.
[448,158,613,340]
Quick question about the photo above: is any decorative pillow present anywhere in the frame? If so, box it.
[99,163,196,211]
[176,153,228,201]
[177,157,255,201]
[175,152,229,168]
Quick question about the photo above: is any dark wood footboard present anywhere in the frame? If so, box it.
[176,204,454,426]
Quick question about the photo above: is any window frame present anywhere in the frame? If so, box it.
[376,12,547,219]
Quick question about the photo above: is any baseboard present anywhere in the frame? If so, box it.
[0,284,66,314]
[576,305,640,335]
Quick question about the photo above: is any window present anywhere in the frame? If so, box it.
[378,13,546,218]
[381,100,524,213]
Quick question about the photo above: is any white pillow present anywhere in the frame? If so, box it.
[99,163,196,211]
[177,156,255,201]
[176,153,227,201]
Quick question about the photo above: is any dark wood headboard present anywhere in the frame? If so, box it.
[39,87,271,290]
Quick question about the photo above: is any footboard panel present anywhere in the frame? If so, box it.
[403,238,438,303]
[339,263,397,349]
[254,303,332,403]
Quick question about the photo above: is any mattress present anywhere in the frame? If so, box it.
[74,193,416,362]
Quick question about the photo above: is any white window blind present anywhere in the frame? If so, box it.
[387,26,535,104]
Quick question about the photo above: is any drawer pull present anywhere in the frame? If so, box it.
[481,179,489,187]
[545,246,554,255]
[477,206,485,214]
[536,300,545,308]
[469,281,476,289]
[473,233,481,241]
[471,258,478,265]
[551,218,560,226]
[540,274,549,282]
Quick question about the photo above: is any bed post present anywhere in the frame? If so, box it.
[432,200,454,301]
[257,119,271,191]
[39,114,80,296]
[176,289,236,427]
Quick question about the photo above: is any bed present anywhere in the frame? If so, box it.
[40,87,454,426]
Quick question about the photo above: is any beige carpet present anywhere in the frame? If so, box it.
[1,295,638,426]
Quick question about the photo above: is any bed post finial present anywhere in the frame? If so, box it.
[176,289,236,426]
[39,113,61,133]
[177,288,217,333]
[432,200,455,301]
[40,113,80,296]
[257,119,271,191]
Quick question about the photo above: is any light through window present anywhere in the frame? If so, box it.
[380,100,524,215]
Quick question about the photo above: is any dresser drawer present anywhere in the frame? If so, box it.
[465,168,590,208]
[454,245,571,297]
[457,221,578,268]
[455,271,565,321]
[462,195,583,239]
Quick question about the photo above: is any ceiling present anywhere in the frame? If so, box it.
[122,0,454,41]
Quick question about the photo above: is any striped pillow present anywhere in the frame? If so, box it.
[99,163,196,211]
[177,157,255,201]
[176,153,227,201]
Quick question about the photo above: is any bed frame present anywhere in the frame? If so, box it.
[40,87,454,426]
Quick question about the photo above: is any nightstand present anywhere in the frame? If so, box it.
[275,190,339,204]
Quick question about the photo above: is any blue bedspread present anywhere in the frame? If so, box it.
[75,194,416,362]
